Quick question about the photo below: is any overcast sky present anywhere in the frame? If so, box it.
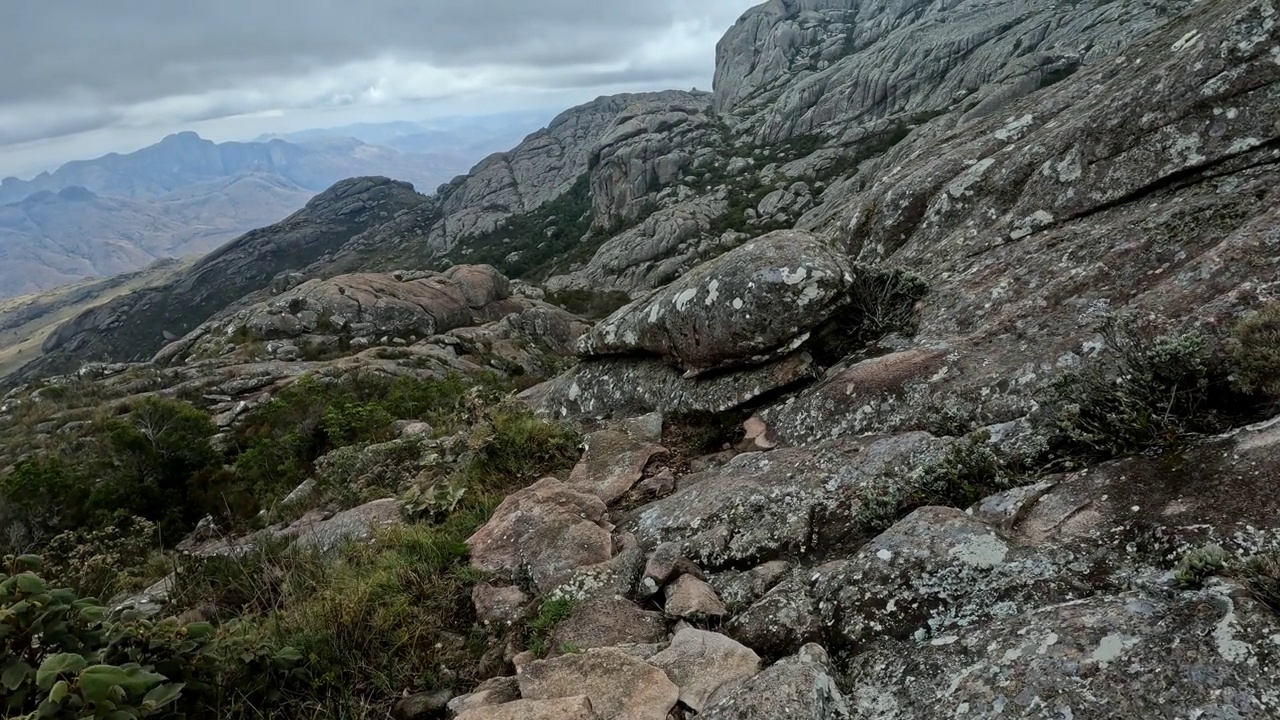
[0,1,757,178]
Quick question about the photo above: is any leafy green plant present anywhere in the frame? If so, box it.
[43,516,163,601]
[1174,545,1229,589]
[1,555,305,720]
[1227,302,1280,399]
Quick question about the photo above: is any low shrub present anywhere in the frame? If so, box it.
[1039,313,1243,463]
[1239,552,1280,612]
[1227,301,1280,400]
[1174,545,1229,589]
[855,431,1012,536]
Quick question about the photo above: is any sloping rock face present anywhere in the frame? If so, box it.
[764,0,1280,443]
[713,0,1194,142]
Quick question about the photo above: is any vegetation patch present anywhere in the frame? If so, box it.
[855,431,1014,536]
[809,266,929,365]
[524,597,579,658]
[544,288,633,320]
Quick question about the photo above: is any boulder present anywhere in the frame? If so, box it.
[568,412,667,503]
[639,542,683,599]
[518,647,678,720]
[649,628,763,713]
[701,645,851,720]
[447,677,522,716]
[467,478,613,593]
[546,596,668,657]
[576,230,854,376]
[391,690,453,720]
[472,583,530,627]
[663,574,727,621]
[279,498,403,553]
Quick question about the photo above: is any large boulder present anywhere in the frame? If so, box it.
[467,478,614,593]
[649,628,762,713]
[546,596,668,658]
[576,230,853,376]
[567,413,666,504]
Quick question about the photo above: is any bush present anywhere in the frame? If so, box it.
[810,266,929,364]
[1228,302,1280,399]
[0,555,306,720]
[0,455,95,542]
[545,288,632,320]
[855,431,1012,536]
[1040,313,1243,463]
[43,517,164,601]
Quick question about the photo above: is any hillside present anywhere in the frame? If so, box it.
[1,0,1278,718]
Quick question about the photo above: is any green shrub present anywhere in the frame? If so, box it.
[1174,545,1229,589]
[1239,552,1280,612]
[1228,302,1280,399]
[0,556,305,720]
[43,517,163,601]
[1040,313,1242,463]
[855,431,1012,536]
[456,407,583,494]
[0,455,95,540]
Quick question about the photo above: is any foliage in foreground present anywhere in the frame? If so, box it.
[1,556,305,720]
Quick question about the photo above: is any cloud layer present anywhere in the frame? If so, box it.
[1,0,755,175]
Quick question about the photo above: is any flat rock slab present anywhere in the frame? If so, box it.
[577,230,854,376]
[468,478,613,593]
[519,647,678,720]
[281,498,403,553]
[569,412,667,503]
[664,574,728,620]
[548,595,668,657]
[649,628,762,713]
[524,351,818,420]
[455,696,597,720]
[628,433,945,569]
[844,592,1280,719]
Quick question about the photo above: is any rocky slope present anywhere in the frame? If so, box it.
[2,0,1279,716]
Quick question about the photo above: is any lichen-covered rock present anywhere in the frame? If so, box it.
[518,647,678,720]
[568,412,667,503]
[526,350,817,420]
[279,498,403,553]
[627,433,947,570]
[663,574,728,621]
[701,644,851,720]
[447,677,522,717]
[845,592,1280,718]
[547,596,668,658]
[576,230,853,376]
[649,628,763,713]
[467,478,613,593]
[454,696,597,720]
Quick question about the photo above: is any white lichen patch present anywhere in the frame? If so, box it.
[1214,606,1254,663]
[994,114,1035,142]
[781,267,810,286]
[1228,137,1262,154]
[1171,29,1203,52]
[673,288,699,311]
[1090,633,1140,667]
[705,279,721,307]
[949,534,1009,567]
[948,158,996,197]
[1055,149,1083,183]
[648,302,663,323]
[732,298,745,310]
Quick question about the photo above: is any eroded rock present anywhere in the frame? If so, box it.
[649,628,763,713]
[518,647,678,720]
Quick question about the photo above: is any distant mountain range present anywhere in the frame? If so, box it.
[0,112,548,299]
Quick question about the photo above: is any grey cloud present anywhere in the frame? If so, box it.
[0,0,756,173]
